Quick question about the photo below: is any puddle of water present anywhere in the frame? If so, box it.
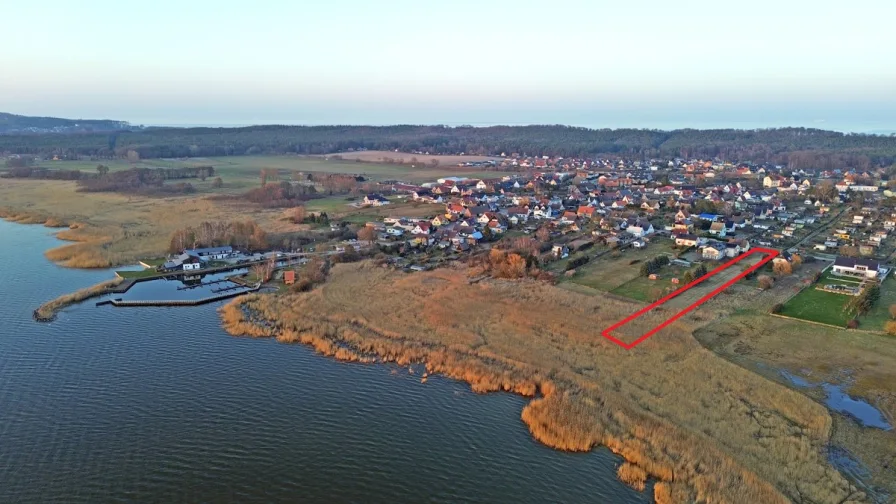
[779,371,892,430]
[779,370,811,388]
[822,383,892,431]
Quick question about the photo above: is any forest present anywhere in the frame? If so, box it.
[0,112,131,134]
[2,125,896,167]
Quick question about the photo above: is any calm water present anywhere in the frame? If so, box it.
[0,220,648,503]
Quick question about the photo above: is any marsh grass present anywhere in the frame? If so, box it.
[0,179,292,268]
[34,277,123,320]
[218,261,865,503]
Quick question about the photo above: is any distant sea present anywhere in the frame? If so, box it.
[147,122,895,135]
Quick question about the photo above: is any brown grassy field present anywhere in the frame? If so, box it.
[219,262,868,503]
[696,311,896,498]
[0,179,295,267]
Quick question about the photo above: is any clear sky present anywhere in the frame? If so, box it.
[2,0,894,131]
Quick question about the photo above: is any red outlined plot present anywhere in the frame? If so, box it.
[602,247,779,349]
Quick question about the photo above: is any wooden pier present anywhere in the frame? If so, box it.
[96,284,260,308]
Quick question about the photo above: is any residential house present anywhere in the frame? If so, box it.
[675,233,700,247]
[185,246,233,260]
[364,193,391,206]
[702,244,724,260]
[831,257,880,279]
[625,218,654,238]
[708,221,727,237]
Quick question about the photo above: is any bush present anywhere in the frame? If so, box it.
[771,303,784,314]
[885,320,896,336]
[757,275,774,290]
[888,304,896,320]
[846,319,860,329]
[566,254,589,271]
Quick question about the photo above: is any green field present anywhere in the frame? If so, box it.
[778,270,864,327]
[30,155,501,197]
[610,265,688,302]
[562,241,677,293]
[858,275,896,330]
[115,268,160,279]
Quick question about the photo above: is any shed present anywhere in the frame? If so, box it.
[284,270,296,285]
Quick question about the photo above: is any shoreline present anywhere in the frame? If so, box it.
[0,208,130,269]
[34,277,125,322]
[2,214,881,502]
[214,263,848,503]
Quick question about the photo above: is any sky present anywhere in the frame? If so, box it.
[2,0,895,132]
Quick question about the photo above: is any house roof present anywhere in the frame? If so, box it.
[834,256,879,271]
[186,246,233,255]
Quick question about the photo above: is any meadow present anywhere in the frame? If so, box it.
[0,155,474,268]
[779,270,893,329]
[219,261,869,504]
[31,155,501,189]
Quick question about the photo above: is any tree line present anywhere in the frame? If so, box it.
[2,125,895,167]
[168,220,268,253]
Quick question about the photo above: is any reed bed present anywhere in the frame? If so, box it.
[218,261,865,503]
[34,277,123,321]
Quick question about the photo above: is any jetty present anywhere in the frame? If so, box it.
[96,284,260,308]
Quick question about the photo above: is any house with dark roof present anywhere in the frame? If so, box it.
[364,194,391,206]
[832,257,880,279]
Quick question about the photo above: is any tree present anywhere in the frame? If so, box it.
[357,226,376,244]
[846,283,880,316]
[290,205,306,224]
[791,254,802,270]
[772,260,792,276]
[693,263,707,278]
[682,270,695,284]
[96,164,109,176]
[888,304,896,320]
[536,226,550,242]
[212,177,223,188]
[814,181,837,203]
[758,275,774,290]
[126,150,140,163]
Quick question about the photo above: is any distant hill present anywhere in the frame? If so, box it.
[0,119,894,168]
[0,112,132,134]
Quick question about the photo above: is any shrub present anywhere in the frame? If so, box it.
[846,319,860,329]
[771,303,784,314]
[757,275,774,290]
[566,254,589,271]
[885,320,896,336]
[888,304,896,320]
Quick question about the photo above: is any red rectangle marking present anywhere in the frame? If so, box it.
[602,247,779,349]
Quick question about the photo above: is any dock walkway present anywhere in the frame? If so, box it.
[96,284,260,308]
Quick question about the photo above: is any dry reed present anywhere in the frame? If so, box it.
[34,277,124,321]
[216,261,866,504]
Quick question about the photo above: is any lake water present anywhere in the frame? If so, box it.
[0,219,648,503]
[780,370,892,430]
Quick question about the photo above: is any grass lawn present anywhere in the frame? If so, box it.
[610,265,688,302]
[115,268,160,279]
[139,258,167,267]
[305,196,357,214]
[563,240,677,292]
[779,283,853,327]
